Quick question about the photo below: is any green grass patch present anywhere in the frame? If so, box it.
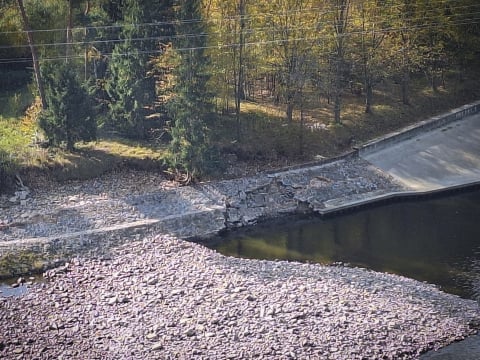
[0,97,49,176]
[0,118,33,155]
[80,139,169,161]
[0,251,48,279]
[0,85,33,120]
[0,90,170,185]
[31,139,170,182]
[0,114,41,187]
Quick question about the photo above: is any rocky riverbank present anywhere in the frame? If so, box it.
[1,151,479,359]
[1,234,479,359]
[0,157,404,274]
[0,157,402,242]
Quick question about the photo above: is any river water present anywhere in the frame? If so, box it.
[206,187,480,358]
[210,188,480,300]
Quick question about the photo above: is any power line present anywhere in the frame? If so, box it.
[0,0,478,37]
[2,5,480,52]
[0,5,334,36]
[1,0,479,65]
[1,15,480,65]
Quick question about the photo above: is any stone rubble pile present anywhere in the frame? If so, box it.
[1,234,479,359]
[203,158,404,227]
[6,175,31,206]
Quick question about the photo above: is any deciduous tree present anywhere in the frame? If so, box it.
[330,0,351,123]
[351,0,387,113]
[16,0,46,109]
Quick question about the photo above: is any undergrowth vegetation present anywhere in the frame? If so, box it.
[0,67,479,191]
[2,0,480,190]
[211,72,480,168]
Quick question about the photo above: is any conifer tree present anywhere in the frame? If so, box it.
[167,0,215,180]
[105,0,156,138]
[38,61,96,150]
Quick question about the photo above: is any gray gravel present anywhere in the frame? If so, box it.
[1,163,479,359]
[0,170,213,242]
[1,234,479,359]
[0,159,402,243]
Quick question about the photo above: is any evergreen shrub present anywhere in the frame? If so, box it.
[38,62,96,150]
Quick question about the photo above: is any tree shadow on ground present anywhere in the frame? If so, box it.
[19,145,167,186]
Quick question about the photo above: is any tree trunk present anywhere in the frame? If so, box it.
[431,73,438,93]
[299,107,304,155]
[66,136,75,152]
[400,33,410,105]
[331,0,350,124]
[365,80,373,113]
[235,0,246,140]
[17,0,47,109]
[84,1,90,80]
[333,57,343,123]
[401,68,409,105]
[286,101,294,123]
[84,27,88,80]
[333,91,341,124]
[66,0,73,61]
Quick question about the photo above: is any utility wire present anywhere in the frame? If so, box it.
[1,15,480,65]
[0,0,478,37]
[1,6,480,52]
[1,1,479,64]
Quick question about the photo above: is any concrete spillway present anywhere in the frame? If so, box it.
[362,113,480,192]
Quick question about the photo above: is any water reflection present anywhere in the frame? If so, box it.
[455,249,480,301]
[0,274,43,298]
[209,188,480,300]
[0,283,29,297]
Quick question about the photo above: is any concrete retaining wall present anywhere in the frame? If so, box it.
[0,207,225,276]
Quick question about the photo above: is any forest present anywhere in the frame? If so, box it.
[1,0,480,186]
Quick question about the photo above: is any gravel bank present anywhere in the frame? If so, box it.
[0,158,403,245]
[0,170,203,242]
[1,234,479,359]
[0,158,403,277]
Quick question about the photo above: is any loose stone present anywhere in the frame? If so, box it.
[6,234,477,359]
[0,159,479,359]
[150,343,163,351]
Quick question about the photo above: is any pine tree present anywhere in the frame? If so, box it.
[167,0,216,180]
[105,0,156,138]
[38,62,96,151]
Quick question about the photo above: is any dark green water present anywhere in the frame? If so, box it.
[208,188,480,300]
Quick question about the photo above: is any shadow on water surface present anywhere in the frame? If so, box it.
[205,187,480,301]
